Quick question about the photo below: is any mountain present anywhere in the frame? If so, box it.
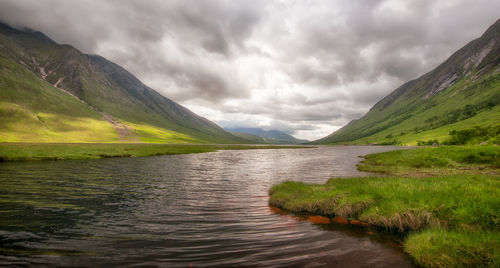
[226,128,309,144]
[313,19,500,145]
[0,22,246,143]
[227,131,268,144]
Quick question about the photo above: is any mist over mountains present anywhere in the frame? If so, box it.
[226,128,309,144]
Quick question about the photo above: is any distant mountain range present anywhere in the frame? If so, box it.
[226,128,309,144]
[0,22,246,143]
[312,19,500,145]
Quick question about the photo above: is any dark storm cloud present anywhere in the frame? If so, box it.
[0,0,262,103]
[0,0,498,139]
[278,0,499,85]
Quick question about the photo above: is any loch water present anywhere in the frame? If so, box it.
[0,146,413,267]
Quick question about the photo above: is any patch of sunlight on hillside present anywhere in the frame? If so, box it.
[355,106,500,146]
[0,103,119,142]
[127,122,206,144]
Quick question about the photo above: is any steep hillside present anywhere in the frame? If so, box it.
[314,19,500,145]
[0,52,119,142]
[0,22,245,143]
[226,128,309,144]
[228,131,268,144]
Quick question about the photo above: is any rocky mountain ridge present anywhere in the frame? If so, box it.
[313,19,500,145]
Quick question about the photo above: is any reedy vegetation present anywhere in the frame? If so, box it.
[269,145,500,267]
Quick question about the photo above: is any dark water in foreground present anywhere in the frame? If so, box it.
[0,146,413,267]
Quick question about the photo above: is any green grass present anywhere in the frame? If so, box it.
[0,54,236,144]
[360,109,500,146]
[269,175,499,231]
[358,145,500,176]
[0,143,310,161]
[269,145,500,267]
[405,229,499,268]
[127,122,205,143]
[0,30,248,144]
[0,106,120,143]
[0,54,122,142]
[270,175,500,267]
[314,68,500,146]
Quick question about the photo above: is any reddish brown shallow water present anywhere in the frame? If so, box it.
[0,146,413,267]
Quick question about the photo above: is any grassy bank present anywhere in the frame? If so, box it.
[0,143,310,161]
[358,145,500,176]
[269,146,500,267]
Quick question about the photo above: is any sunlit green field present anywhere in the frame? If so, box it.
[0,143,309,161]
[358,145,500,176]
[0,102,208,143]
[128,122,204,143]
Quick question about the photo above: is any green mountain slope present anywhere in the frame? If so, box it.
[226,128,309,144]
[228,131,269,144]
[313,19,500,145]
[0,22,245,143]
[0,53,119,142]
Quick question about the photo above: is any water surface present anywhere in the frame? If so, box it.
[0,146,413,267]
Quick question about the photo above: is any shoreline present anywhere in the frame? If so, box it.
[0,143,313,162]
[268,145,500,267]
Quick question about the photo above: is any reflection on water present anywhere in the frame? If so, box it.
[0,146,412,267]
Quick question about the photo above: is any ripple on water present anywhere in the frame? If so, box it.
[0,146,413,267]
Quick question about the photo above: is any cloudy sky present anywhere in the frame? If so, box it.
[1,0,499,140]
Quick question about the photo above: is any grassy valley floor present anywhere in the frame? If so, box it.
[0,143,310,161]
[358,145,500,176]
[269,145,500,267]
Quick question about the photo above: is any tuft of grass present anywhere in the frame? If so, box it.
[269,145,500,267]
[269,175,500,232]
[269,175,500,267]
[405,229,499,268]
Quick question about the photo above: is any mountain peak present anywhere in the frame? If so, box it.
[0,21,56,44]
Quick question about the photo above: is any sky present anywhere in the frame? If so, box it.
[0,1,499,140]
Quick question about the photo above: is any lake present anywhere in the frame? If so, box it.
[0,146,413,267]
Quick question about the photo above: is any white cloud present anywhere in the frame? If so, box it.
[0,0,498,140]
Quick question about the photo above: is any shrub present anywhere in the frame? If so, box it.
[417,139,439,146]
[378,139,401,145]
[444,125,500,145]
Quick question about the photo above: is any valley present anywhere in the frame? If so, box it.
[0,5,498,268]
